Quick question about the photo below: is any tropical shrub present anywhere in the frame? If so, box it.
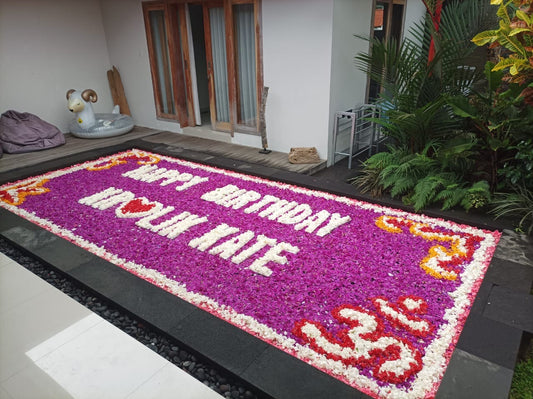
[472,0,533,104]
[499,139,533,191]
[351,0,495,212]
[469,0,533,233]
[446,61,533,190]
[491,187,533,234]
[350,140,490,212]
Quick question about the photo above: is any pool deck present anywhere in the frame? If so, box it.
[1,129,532,399]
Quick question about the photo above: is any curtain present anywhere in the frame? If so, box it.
[209,7,230,123]
[149,10,175,115]
[234,4,257,127]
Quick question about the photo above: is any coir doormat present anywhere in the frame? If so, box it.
[0,149,500,398]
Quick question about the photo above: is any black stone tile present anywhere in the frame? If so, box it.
[68,256,138,297]
[111,280,198,332]
[470,257,533,315]
[1,209,43,238]
[469,279,493,315]
[241,346,364,399]
[493,229,533,267]
[301,176,354,196]
[483,257,533,294]
[484,285,533,333]
[30,236,94,272]
[270,170,316,187]
[168,310,270,376]
[68,257,197,331]
[456,312,522,369]
[155,145,218,163]
[1,212,100,273]
[202,156,249,171]
[436,348,513,399]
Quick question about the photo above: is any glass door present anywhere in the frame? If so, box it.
[203,3,232,131]
[368,0,405,102]
[233,3,257,129]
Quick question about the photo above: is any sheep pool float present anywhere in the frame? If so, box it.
[67,89,134,139]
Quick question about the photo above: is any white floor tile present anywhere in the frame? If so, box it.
[0,287,93,381]
[127,363,223,399]
[0,256,53,315]
[0,259,223,399]
[2,364,73,399]
[0,385,14,399]
[0,253,13,269]
[31,320,169,399]
[26,314,103,362]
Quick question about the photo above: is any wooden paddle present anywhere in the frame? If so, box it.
[107,66,131,116]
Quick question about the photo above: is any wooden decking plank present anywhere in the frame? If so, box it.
[0,128,326,176]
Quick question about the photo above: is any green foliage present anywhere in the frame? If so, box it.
[492,140,533,234]
[472,0,533,86]
[376,99,460,153]
[349,164,385,197]
[499,139,533,190]
[356,0,493,108]
[446,61,533,190]
[349,147,408,197]
[491,186,533,234]
[509,341,533,399]
[351,0,533,216]
[351,142,490,212]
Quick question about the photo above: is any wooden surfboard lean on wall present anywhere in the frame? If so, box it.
[107,66,131,116]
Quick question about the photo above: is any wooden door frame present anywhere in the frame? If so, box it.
[143,0,263,134]
[188,0,262,134]
[142,2,189,125]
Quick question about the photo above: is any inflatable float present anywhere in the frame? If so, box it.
[66,89,134,139]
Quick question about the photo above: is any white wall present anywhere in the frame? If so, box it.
[328,0,373,163]
[100,0,182,133]
[0,0,113,133]
[261,0,334,159]
[403,0,427,42]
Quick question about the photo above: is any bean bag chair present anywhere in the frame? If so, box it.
[0,110,65,154]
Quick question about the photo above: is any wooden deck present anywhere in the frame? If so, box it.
[142,131,327,174]
[0,127,326,175]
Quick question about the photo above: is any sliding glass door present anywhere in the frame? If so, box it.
[204,4,232,131]
[143,0,262,134]
[233,3,257,128]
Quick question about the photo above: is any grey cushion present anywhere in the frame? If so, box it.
[0,110,65,154]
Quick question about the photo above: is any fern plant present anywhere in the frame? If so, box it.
[350,141,490,212]
[349,146,409,197]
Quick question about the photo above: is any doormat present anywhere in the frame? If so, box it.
[0,149,500,399]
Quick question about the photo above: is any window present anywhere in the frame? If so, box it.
[142,0,262,134]
[143,2,189,123]
[367,0,406,102]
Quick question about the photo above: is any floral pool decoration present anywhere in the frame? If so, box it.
[0,149,500,399]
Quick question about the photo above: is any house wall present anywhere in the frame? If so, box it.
[0,0,113,133]
[260,0,335,159]
[100,0,425,159]
[327,0,427,165]
[328,0,373,163]
[404,0,427,42]
[101,0,337,157]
